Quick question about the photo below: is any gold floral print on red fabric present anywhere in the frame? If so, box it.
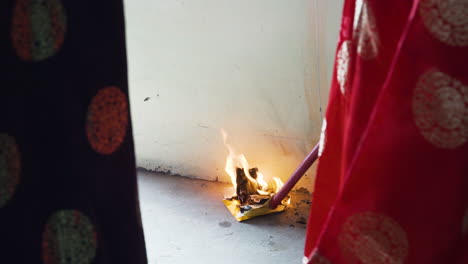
[339,212,409,264]
[413,69,468,149]
[420,0,468,47]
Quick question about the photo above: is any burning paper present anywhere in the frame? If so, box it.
[221,129,290,221]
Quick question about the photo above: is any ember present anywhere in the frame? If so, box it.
[221,129,290,221]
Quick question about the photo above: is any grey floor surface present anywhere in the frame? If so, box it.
[138,169,312,264]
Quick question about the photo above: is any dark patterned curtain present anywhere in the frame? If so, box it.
[0,0,147,263]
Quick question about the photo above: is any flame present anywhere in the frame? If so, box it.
[222,129,237,188]
[273,177,284,193]
[256,172,269,195]
[222,129,284,197]
[222,129,257,189]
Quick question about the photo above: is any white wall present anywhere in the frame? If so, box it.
[124,0,343,191]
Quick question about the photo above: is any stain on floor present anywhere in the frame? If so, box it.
[218,221,232,228]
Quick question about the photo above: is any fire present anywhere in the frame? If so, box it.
[221,130,291,221]
[221,129,283,197]
[273,177,284,193]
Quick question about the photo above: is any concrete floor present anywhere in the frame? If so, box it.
[138,169,312,264]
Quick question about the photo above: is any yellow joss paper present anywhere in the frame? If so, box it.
[223,197,287,222]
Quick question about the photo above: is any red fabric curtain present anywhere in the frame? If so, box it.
[304,0,468,263]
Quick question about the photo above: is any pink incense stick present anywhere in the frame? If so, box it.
[269,143,319,209]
